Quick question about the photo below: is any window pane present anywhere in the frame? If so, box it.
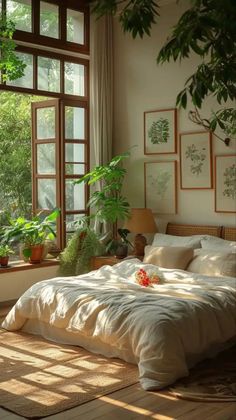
[37,107,55,139]
[37,178,56,210]
[38,56,60,92]
[66,214,85,232]
[65,143,84,162]
[37,143,55,174]
[7,52,33,88]
[6,0,32,32]
[65,107,85,139]
[64,62,84,96]
[65,180,85,211]
[65,163,85,175]
[67,9,84,44]
[40,1,59,39]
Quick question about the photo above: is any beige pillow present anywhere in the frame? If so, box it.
[143,245,194,270]
[152,233,204,249]
[186,249,236,278]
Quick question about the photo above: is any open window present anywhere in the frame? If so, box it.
[31,98,89,249]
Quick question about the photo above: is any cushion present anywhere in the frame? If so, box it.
[143,245,194,270]
[152,233,204,249]
[201,236,236,252]
[186,249,236,278]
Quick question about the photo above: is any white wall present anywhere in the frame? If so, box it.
[0,265,58,302]
[113,0,236,232]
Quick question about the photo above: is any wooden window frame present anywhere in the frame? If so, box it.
[2,0,89,54]
[0,45,89,101]
[60,99,89,246]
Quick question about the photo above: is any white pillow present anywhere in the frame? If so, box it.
[143,245,194,270]
[201,236,236,252]
[186,249,236,278]
[152,233,204,249]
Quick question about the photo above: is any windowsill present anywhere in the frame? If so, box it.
[0,258,59,274]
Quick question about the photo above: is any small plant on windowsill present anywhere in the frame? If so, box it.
[0,243,14,267]
[4,208,60,264]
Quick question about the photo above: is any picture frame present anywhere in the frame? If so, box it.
[144,108,177,155]
[144,161,177,214]
[180,131,213,189]
[215,155,236,213]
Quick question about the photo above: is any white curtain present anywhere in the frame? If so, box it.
[90,14,113,236]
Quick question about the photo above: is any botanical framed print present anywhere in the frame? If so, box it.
[180,131,213,189]
[215,155,236,213]
[144,108,177,155]
[144,161,177,214]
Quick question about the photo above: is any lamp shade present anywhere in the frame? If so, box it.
[124,208,158,233]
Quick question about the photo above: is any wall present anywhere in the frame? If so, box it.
[0,265,58,303]
[113,0,236,232]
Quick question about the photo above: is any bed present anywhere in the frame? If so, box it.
[2,223,236,391]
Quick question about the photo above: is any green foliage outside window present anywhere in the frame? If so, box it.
[0,92,44,219]
[0,17,26,81]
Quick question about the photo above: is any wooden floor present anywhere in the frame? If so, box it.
[0,308,235,420]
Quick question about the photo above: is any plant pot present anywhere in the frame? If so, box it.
[0,256,9,267]
[115,243,128,259]
[29,245,45,264]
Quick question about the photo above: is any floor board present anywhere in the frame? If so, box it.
[0,307,235,419]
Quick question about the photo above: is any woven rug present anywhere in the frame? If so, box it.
[169,345,236,402]
[0,329,138,419]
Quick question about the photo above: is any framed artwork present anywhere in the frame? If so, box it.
[144,161,177,214]
[215,155,236,213]
[144,108,177,155]
[180,131,213,189]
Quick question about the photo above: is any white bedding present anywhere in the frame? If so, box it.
[2,258,236,390]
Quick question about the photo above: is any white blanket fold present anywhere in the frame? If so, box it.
[2,259,236,390]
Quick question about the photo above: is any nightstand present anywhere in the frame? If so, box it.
[91,256,124,270]
[91,255,143,270]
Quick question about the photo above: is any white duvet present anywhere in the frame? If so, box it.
[2,258,236,390]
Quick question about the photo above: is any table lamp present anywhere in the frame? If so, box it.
[124,208,158,256]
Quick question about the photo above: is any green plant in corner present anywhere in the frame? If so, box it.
[58,217,105,276]
[74,151,131,252]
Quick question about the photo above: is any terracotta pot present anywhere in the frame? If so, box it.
[29,245,45,264]
[0,256,9,267]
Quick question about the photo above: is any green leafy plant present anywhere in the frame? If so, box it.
[90,0,236,144]
[0,243,14,257]
[58,218,104,276]
[0,17,26,81]
[75,151,131,231]
[3,208,60,259]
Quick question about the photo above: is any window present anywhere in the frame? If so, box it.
[1,46,88,100]
[32,99,88,247]
[1,0,89,53]
[6,0,32,33]
[0,0,90,251]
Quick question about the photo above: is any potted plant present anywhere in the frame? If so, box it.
[74,151,131,256]
[5,208,60,264]
[0,243,14,267]
[58,217,105,276]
